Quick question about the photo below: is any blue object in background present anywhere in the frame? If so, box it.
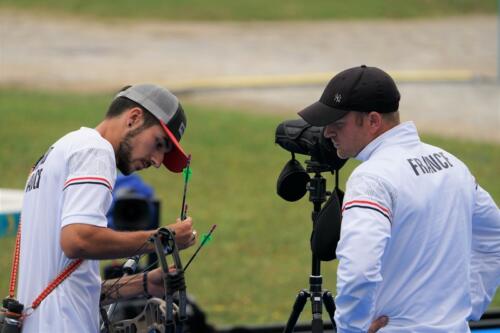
[0,212,20,237]
[0,188,24,237]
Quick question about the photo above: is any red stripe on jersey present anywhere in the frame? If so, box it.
[342,200,390,214]
[64,176,112,190]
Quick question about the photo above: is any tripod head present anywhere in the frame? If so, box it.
[304,158,332,209]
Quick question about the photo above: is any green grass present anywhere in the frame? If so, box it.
[0,89,499,326]
[0,0,497,21]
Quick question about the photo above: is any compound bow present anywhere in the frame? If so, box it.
[100,228,187,333]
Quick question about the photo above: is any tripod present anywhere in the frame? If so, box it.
[283,161,337,333]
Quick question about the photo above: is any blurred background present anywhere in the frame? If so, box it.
[0,0,499,328]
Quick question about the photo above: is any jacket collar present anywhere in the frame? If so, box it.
[355,121,420,162]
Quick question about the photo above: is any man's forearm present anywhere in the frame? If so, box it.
[61,224,156,259]
[100,274,145,306]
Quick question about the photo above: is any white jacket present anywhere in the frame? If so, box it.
[335,121,500,332]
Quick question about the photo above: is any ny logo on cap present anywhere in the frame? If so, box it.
[334,93,342,104]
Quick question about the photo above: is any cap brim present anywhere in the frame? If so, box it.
[160,121,188,173]
[298,101,349,127]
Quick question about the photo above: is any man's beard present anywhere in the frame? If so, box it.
[116,128,141,175]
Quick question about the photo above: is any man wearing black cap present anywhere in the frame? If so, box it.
[299,66,500,332]
[17,84,197,332]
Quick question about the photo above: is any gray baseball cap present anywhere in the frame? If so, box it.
[116,84,188,173]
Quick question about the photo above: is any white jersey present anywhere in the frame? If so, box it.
[18,127,116,333]
[334,122,500,332]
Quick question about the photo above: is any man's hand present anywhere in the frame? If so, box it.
[167,217,196,250]
[368,316,389,333]
[146,265,178,298]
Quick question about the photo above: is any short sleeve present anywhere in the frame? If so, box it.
[61,148,116,228]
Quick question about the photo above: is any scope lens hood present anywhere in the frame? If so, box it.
[276,158,311,202]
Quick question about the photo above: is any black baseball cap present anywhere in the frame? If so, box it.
[298,65,400,126]
[116,84,188,173]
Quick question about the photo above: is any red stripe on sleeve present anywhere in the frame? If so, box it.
[342,200,390,214]
[64,176,112,189]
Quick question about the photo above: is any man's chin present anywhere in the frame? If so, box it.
[336,150,348,160]
[117,164,133,176]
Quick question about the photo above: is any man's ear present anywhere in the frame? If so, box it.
[126,107,144,128]
[367,111,383,134]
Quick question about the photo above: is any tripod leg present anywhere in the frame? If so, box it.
[322,291,337,329]
[283,290,310,333]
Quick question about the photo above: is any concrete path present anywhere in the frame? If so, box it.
[1,11,498,142]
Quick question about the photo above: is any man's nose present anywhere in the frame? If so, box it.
[151,152,163,168]
[324,126,335,138]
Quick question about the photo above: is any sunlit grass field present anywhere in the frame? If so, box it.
[0,89,499,326]
[0,0,496,21]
